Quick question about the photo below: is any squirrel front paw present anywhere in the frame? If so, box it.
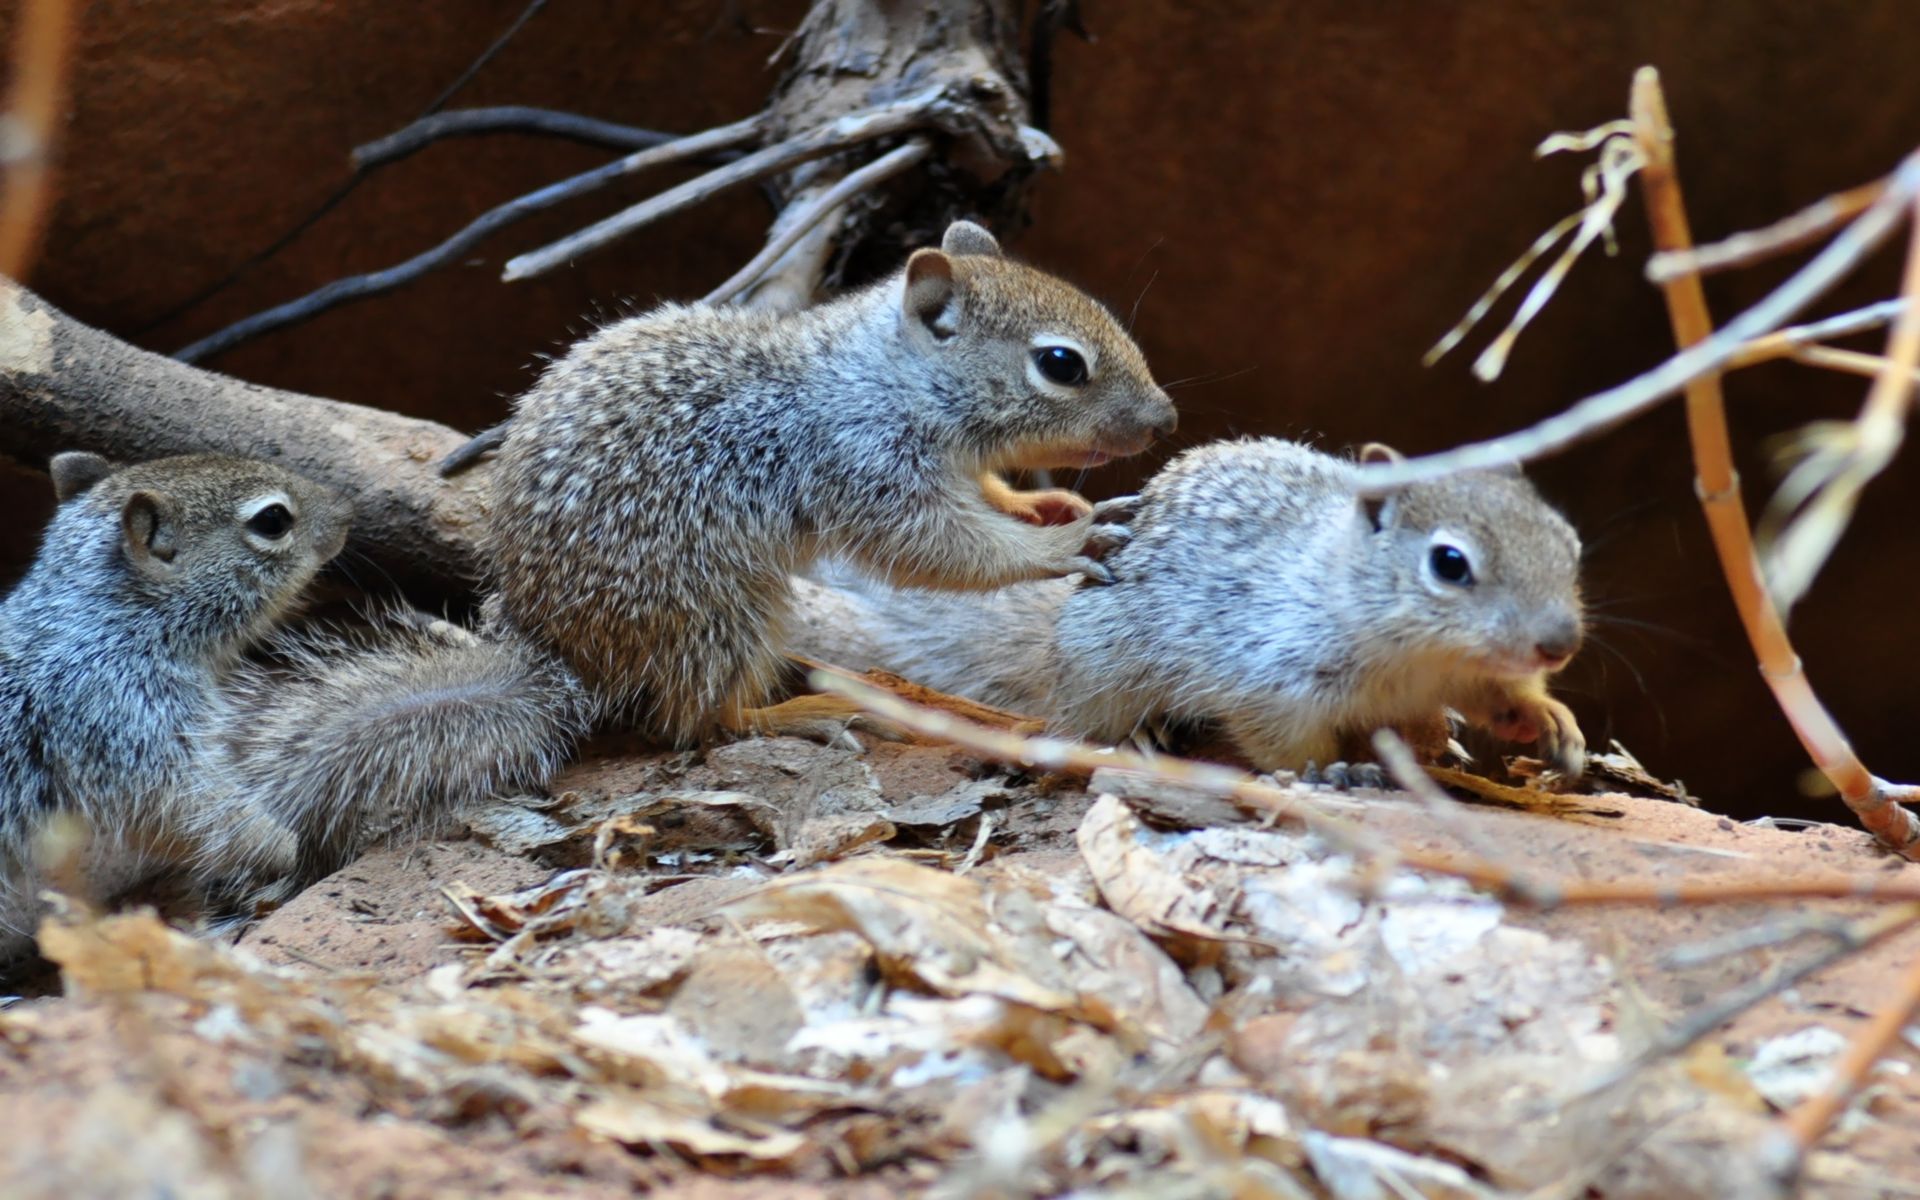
[1490,694,1586,779]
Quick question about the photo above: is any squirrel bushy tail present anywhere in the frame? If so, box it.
[203,613,590,882]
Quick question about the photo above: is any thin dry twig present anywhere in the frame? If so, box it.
[350,106,701,170]
[815,670,1920,910]
[703,137,932,305]
[1647,175,1889,284]
[502,90,942,281]
[1774,935,1920,1166]
[1354,149,1920,494]
[1625,65,1920,860]
[174,115,765,363]
[0,0,80,278]
[1578,902,1920,1100]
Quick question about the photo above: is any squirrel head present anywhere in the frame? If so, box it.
[47,452,353,653]
[896,220,1175,472]
[1353,444,1584,680]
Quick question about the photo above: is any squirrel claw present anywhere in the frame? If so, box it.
[1067,555,1116,585]
[1081,521,1134,560]
[1090,493,1144,525]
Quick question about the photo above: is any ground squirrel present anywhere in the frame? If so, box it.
[488,219,1175,745]
[793,437,1589,777]
[0,452,349,954]
[0,454,586,963]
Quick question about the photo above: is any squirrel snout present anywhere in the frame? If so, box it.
[1533,618,1582,669]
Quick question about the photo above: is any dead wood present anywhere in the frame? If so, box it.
[0,281,486,603]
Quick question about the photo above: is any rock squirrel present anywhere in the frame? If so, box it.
[0,453,586,963]
[0,452,349,953]
[487,220,1176,745]
[792,437,1589,777]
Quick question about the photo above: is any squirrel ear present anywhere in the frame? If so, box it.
[50,451,114,501]
[121,491,180,570]
[940,220,1002,258]
[1355,446,1404,530]
[903,248,961,340]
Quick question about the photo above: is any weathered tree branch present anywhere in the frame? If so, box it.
[1,281,484,602]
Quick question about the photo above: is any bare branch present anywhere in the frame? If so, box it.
[1647,175,1889,284]
[502,90,944,282]
[1354,150,1920,494]
[1624,65,1920,860]
[174,116,765,364]
[703,138,932,305]
[352,106,702,170]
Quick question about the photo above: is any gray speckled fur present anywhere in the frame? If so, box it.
[208,615,589,884]
[793,438,1586,772]
[488,222,1173,745]
[0,455,348,956]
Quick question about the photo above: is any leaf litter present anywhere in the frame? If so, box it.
[2,733,1915,1197]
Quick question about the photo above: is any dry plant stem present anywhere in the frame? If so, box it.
[502,90,940,281]
[816,671,1920,910]
[1724,300,1910,372]
[1627,67,1920,858]
[1784,343,1920,385]
[703,138,932,305]
[1777,935,1920,1161]
[1354,149,1920,494]
[1646,175,1889,284]
[0,0,79,277]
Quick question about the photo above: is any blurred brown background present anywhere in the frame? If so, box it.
[5,0,1917,820]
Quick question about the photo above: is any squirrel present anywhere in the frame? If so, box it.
[790,437,1589,779]
[0,453,586,964]
[0,452,350,955]
[486,219,1176,746]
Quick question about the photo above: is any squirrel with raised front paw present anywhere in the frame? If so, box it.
[486,219,1175,745]
[793,437,1588,779]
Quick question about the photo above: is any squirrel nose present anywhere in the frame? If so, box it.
[1146,393,1178,440]
[1534,617,1582,668]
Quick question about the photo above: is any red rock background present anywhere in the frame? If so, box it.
[7,0,1920,820]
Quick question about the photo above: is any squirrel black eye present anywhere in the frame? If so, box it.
[1033,346,1089,386]
[246,503,294,540]
[1429,543,1474,586]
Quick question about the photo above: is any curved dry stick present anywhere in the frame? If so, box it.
[1353,150,1920,495]
[1627,66,1920,859]
[175,115,764,363]
[352,106,695,170]
[502,89,943,281]
[0,0,80,278]
[703,138,932,305]
[817,670,1920,910]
